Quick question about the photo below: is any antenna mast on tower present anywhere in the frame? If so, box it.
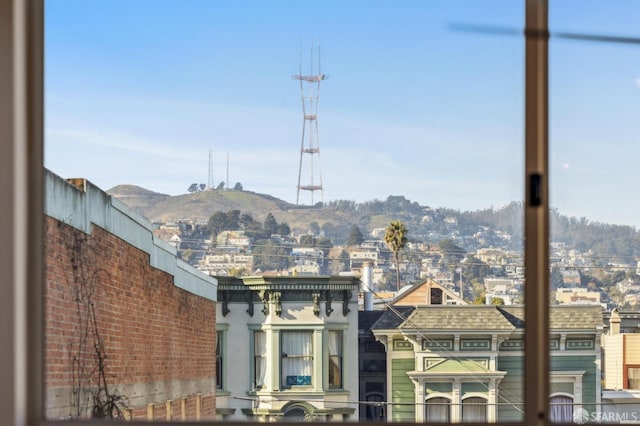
[293,44,326,205]
[208,150,214,190]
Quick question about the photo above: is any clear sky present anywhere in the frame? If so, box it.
[45,1,640,227]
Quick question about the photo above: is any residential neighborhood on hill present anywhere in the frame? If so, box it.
[110,184,640,312]
[40,171,640,422]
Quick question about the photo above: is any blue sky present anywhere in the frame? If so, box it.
[45,1,640,227]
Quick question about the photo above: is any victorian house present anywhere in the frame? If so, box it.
[215,275,360,421]
[371,305,602,423]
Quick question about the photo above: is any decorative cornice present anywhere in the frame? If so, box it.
[217,283,355,317]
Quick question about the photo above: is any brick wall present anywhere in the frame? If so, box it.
[45,216,216,419]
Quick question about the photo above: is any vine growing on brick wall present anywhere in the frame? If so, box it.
[61,223,128,419]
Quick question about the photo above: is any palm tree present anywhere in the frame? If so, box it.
[384,220,408,290]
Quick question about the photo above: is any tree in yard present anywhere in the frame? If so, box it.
[239,213,255,229]
[207,211,228,237]
[328,249,350,275]
[346,225,364,247]
[309,221,320,236]
[276,222,291,236]
[299,234,316,246]
[263,213,278,237]
[384,220,408,291]
[226,210,240,230]
[233,182,243,191]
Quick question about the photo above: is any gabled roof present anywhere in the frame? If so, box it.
[375,304,602,332]
[400,305,519,331]
[392,279,466,306]
[371,306,416,330]
[359,310,385,332]
[374,305,603,331]
[549,305,603,330]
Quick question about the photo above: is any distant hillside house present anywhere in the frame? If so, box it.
[216,230,252,248]
[198,253,254,277]
[555,288,601,305]
[393,279,466,306]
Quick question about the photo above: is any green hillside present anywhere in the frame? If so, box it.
[107,186,354,236]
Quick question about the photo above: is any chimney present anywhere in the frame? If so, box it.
[610,309,621,335]
[362,262,373,311]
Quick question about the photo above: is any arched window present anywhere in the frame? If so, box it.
[549,395,574,423]
[462,396,488,423]
[283,406,312,422]
[426,397,451,423]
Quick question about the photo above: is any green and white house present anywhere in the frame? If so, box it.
[214,275,360,422]
[372,305,602,423]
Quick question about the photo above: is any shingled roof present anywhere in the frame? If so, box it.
[370,306,416,330]
[549,305,603,330]
[398,305,520,331]
[374,305,602,332]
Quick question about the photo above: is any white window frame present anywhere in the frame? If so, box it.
[252,329,267,391]
[2,0,555,425]
[327,330,344,390]
[214,324,230,393]
[426,395,453,423]
[280,330,314,389]
[216,330,224,390]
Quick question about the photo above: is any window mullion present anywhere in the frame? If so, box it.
[524,1,550,426]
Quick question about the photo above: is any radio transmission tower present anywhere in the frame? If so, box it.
[207,150,214,190]
[294,45,326,205]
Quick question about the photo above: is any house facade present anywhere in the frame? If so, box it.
[601,309,640,420]
[215,275,360,421]
[372,305,602,423]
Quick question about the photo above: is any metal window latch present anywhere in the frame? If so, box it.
[529,173,542,207]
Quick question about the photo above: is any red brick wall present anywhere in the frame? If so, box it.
[45,216,216,419]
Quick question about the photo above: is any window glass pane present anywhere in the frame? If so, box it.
[254,331,266,390]
[462,397,488,423]
[44,0,526,422]
[426,397,451,423]
[281,331,313,387]
[328,330,343,388]
[549,1,640,423]
[216,331,223,390]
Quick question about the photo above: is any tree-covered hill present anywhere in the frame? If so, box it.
[109,186,640,257]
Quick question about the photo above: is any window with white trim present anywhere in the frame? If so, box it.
[216,331,223,390]
[254,330,267,390]
[549,395,573,423]
[281,331,313,388]
[328,330,343,389]
[462,396,488,423]
[426,397,451,423]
